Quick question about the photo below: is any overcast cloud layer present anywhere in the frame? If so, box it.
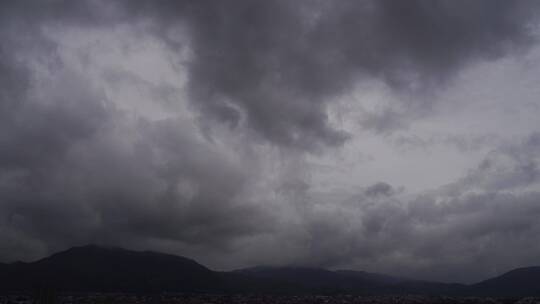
[1,0,540,283]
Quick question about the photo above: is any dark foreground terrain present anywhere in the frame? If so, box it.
[2,294,540,304]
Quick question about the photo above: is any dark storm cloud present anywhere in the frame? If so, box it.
[4,0,539,148]
[0,66,268,260]
[122,0,540,145]
[0,4,270,261]
[1,0,540,283]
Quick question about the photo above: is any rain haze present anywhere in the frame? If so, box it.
[1,0,540,285]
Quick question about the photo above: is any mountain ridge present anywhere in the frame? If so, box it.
[1,245,539,296]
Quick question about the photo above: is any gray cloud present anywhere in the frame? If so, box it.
[268,186,540,283]
[230,130,540,282]
[298,131,540,282]
[4,0,539,147]
[0,0,540,284]
[118,0,540,147]
[364,182,395,197]
[0,11,271,262]
[0,68,270,261]
[444,132,540,194]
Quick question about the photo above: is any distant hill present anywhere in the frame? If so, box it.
[235,266,466,295]
[234,266,371,294]
[0,245,538,296]
[0,245,221,293]
[468,267,540,297]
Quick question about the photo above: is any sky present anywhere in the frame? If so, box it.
[1,0,540,284]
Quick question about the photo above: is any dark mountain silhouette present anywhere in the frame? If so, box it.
[235,266,466,296]
[0,245,221,293]
[335,270,410,285]
[468,266,540,297]
[337,270,465,296]
[234,266,371,294]
[0,245,538,297]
